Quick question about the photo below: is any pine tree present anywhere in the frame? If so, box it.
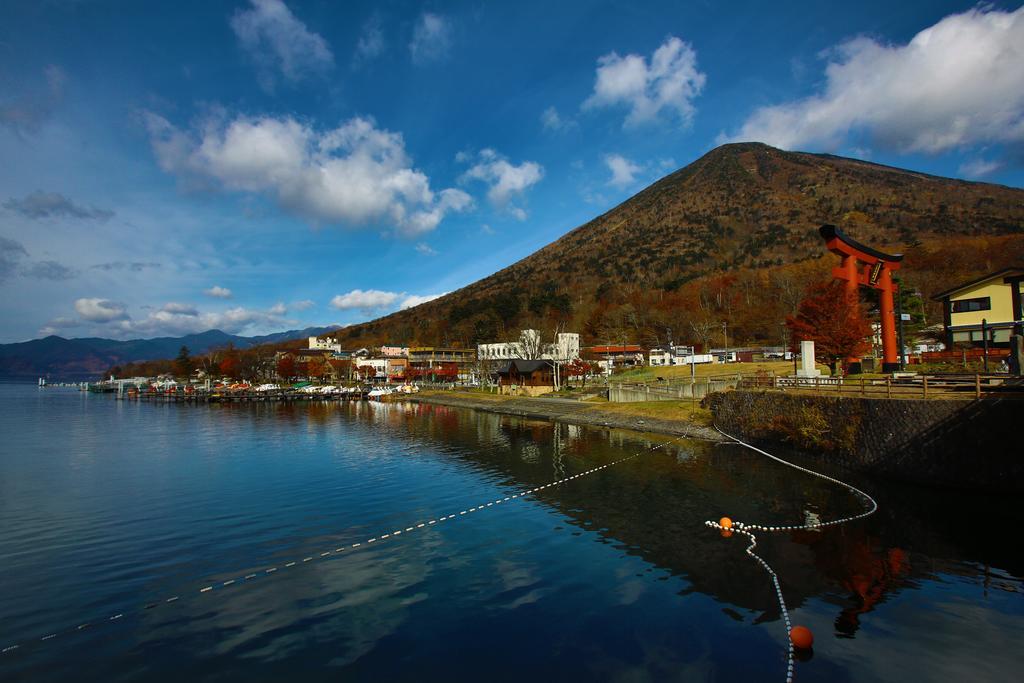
[174,345,193,378]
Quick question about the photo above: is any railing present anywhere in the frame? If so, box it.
[737,373,1021,400]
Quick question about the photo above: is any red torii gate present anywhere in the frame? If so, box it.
[819,225,903,373]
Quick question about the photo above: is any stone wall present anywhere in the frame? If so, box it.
[610,376,738,402]
[708,390,1023,491]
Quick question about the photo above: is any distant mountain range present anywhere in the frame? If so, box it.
[0,326,339,379]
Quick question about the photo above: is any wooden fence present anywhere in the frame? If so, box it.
[737,373,1022,400]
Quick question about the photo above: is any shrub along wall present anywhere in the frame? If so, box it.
[707,390,1022,492]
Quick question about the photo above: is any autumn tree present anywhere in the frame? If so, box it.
[785,280,872,371]
[218,354,240,380]
[329,358,352,382]
[565,358,598,387]
[276,355,296,381]
[307,356,330,382]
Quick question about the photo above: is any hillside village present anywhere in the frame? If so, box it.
[104,259,1024,395]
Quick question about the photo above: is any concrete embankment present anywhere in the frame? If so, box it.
[708,390,1023,491]
[407,392,725,442]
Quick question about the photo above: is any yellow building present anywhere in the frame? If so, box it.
[933,268,1024,347]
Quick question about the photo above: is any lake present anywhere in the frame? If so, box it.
[0,383,1021,682]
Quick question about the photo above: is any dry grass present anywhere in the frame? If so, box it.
[580,400,713,426]
[417,388,511,402]
[609,360,830,384]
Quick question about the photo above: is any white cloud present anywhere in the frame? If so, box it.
[38,316,81,337]
[328,289,448,314]
[267,302,288,315]
[541,106,576,132]
[583,36,706,128]
[330,289,400,311]
[415,243,438,256]
[461,149,544,215]
[604,154,642,188]
[132,304,289,336]
[354,13,385,65]
[400,292,447,310]
[721,7,1024,153]
[74,298,129,322]
[204,285,233,298]
[91,303,290,337]
[958,158,1003,178]
[144,113,470,237]
[230,0,333,87]
[410,12,452,65]
[290,299,315,311]
[480,223,495,235]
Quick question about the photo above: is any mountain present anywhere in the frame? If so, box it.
[0,326,339,379]
[335,142,1024,349]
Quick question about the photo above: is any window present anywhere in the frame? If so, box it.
[951,297,990,313]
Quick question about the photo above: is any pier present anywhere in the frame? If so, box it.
[117,387,371,403]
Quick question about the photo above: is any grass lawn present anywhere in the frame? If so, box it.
[581,399,713,425]
[417,388,512,402]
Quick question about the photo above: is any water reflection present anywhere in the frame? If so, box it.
[2,388,1022,683]
[332,401,1023,635]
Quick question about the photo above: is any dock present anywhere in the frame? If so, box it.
[118,388,371,403]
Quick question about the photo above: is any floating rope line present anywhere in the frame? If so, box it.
[706,425,878,683]
[2,435,683,658]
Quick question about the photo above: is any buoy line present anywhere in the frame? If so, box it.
[706,425,878,683]
[1,434,684,659]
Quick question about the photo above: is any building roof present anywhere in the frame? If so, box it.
[497,359,551,375]
[931,267,1024,300]
[589,345,643,353]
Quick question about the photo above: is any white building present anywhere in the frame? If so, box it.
[309,336,342,354]
[355,358,389,381]
[379,345,409,358]
[648,345,713,366]
[477,330,580,362]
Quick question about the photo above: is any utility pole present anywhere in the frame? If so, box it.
[982,318,989,373]
[895,276,906,371]
[721,322,729,363]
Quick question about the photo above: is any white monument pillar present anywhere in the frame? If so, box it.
[796,340,822,378]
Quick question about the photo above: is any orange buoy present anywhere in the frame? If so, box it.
[790,625,814,649]
[719,517,733,530]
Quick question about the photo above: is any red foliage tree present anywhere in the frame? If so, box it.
[564,357,598,387]
[218,355,240,379]
[307,356,330,381]
[785,280,872,369]
[276,355,295,380]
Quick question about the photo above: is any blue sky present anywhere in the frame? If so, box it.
[1,0,1022,342]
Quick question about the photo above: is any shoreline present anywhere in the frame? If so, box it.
[406,391,726,442]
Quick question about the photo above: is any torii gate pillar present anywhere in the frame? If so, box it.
[819,225,904,373]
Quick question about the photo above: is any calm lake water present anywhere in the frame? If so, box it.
[0,383,1021,682]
